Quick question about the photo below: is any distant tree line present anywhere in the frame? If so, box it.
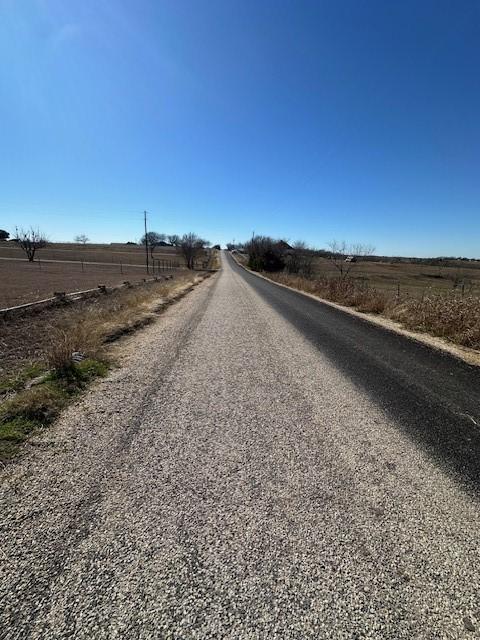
[239,236,376,279]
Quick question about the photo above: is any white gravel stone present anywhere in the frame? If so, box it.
[0,253,479,639]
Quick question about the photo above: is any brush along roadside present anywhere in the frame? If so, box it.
[0,272,213,463]
[231,254,480,364]
[265,272,480,352]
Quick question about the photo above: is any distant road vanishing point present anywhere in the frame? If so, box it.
[1,251,480,639]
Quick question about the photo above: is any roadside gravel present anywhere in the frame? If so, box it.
[1,253,479,639]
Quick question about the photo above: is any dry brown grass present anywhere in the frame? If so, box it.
[209,249,221,270]
[0,271,210,461]
[46,325,104,372]
[1,272,203,378]
[265,271,480,350]
[389,295,480,349]
[44,274,201,371]
[311,256,480,299]
[268,273,389,314]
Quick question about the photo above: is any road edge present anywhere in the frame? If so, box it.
[0,271,217,466]
[230,253,480,368]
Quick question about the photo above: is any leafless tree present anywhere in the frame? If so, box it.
[139,231,167,259]
[74,234,89,244]
[168,234,180,246]
[180,233,209,269]
[327,240,375,279]
[285,240,314,277]
[350,242,376,257]
[15,227,48,262]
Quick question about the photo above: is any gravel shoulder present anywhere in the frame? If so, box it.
[1,253,480,639]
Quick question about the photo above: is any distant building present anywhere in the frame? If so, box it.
[345,255,357,263]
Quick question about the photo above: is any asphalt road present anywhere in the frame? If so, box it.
[1,251,480,639]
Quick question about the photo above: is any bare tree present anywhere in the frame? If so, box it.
[139,231,167,259]
[74,234,89,245]
[15,227,48,262]
[327,240,375,279]
[168,234,180,246]
[284,240,314,277]
[180,233,209,270]
[350,242,376,257]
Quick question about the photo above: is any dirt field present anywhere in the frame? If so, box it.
[312,257,480,299]
[0,260,175,308]
[0,272,204,379]
[0,242,184,267]
[0,242,208,308]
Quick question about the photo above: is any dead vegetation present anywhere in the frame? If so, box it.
[262,272,480,351]
[236,238,480,351]
[1,273,200,377]
[209,249,221,270]
[389,294,480,349]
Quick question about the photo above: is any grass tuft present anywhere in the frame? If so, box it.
[0,363,46,394]
[0,358,109,462]
[0,383,69,425]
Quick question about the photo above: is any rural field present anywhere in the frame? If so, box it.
[0,242,194,308]
[236,251,480,299]
[0,241,183,267]
[312,256,480,299]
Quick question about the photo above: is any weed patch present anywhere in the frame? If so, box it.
[0,363,46,395]
[0,358,109,462]
[389,295,480,349]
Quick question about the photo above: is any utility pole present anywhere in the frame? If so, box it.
[144,210,149,274]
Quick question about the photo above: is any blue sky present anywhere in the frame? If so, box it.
[0,0,479,256]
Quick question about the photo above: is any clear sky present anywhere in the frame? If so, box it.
[0,0,479,257]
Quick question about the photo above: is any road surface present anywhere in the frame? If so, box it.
[1,251,480,639]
